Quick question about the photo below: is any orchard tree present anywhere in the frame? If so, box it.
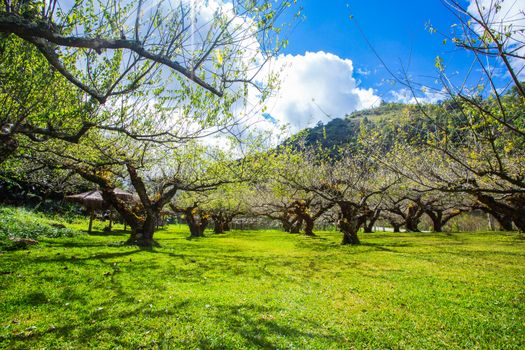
[250,157,333,236]
[279,148,396,245]
[205,183,252,234]
[412,192,470,232]
[381,193,425,233]
[250,188,303,233]
[26,129,241,246]
[0,0,298,162]
[170,199,210,238]
[371,0,525,231]
[173,182,252,235]
[0,0,297,102]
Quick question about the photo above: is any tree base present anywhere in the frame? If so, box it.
[125,237,160,248]
[341,232,360,245]
[187,232,205,239]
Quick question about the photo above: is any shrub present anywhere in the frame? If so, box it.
[0,206,82,250]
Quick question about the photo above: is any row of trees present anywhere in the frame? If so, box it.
[185,0,524,244]
[0,0,298,246]
[1,0,523,247]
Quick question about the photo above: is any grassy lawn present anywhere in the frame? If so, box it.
[1,224,524,349]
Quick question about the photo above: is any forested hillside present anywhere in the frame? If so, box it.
[290,102,409,149]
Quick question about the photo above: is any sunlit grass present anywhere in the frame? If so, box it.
[1,223,524,349]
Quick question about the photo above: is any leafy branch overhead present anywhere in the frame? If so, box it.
[0,0,296,102]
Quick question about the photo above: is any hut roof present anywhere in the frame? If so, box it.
[65,190,106,210]
[65,188,135,210]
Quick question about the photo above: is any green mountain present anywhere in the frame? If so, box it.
[292,102,407,149]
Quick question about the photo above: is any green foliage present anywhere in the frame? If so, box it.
[0,224,523,348]
[0,207,82,250]
[347,101,406,120]
[286,102,408,151]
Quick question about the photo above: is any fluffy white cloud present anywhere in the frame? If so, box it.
[262,51,380,133]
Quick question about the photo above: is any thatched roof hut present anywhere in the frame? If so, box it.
[65,190,107,210]
[65,188,135,233]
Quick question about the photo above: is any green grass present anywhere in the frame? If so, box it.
[0,207,82,250]
[0,221,524,349]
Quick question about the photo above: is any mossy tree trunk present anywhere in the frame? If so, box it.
[337,202,365,245]
[172,204,209,238]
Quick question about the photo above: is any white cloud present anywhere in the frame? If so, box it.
[262,51,380,133]
[391,87,446,104]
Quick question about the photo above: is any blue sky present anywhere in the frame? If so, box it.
[281,0,475,101]
[251,0,522,133]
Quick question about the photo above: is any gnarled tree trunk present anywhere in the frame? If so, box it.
[291,200,315,236]
[477,194,525,232]
[391,222,402,233]
[404,204,424,232]
[289,217,302,234]
[338,202,362,245]
[425,209,464,233]
[363,209,381,233]
[77,164,179,248]
[126,212,158,247]
[212,212,226,234]
[177,205,208,238]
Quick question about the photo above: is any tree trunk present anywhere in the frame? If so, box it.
[498,216,514,231]
[126,213,157,247]
[392,223,402,233]
[477,194,524,232]
[188,219,206,238]
[426,210,443,232]
[363,219,375,233]
[289,218,302,234]
[303,216,315,236]
[363,209,380,233]
[184,207,208,238]
[280,217,292,232]
[341,229,360,245]
[189,222,205,237]
[213,219,225,234]
[512,216,525,232]
[404,203,424,232]
[431,218,443,233]
[405,218,421,232]
[487,214,495,231]
[88,209,94,233]
[338,202,361,245]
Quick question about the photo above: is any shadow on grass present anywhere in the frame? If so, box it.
[195,303,344,349]
[86,229,129,237]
